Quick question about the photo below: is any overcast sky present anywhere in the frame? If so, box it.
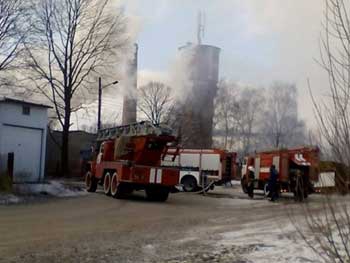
[115,0,329,128]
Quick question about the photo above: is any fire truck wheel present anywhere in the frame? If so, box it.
[264,183,270,198]
[85,171,97,192]
[111,172,125,198]
[103,172,112,196]
[146,186,169,202]
[181,176,198,192]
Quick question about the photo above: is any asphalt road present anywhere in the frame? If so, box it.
[0,185,325,263]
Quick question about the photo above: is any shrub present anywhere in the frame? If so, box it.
[0,173,12,192]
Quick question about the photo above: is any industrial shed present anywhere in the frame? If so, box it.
[0,97,51,183]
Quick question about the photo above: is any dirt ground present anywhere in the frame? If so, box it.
[0,184,326,263]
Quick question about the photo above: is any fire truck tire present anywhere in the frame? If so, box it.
[264,183,270,198]
[146,186,169,202]
[103,172,112,196]
[181,175,198,192]
[111,172,127,198]
[85,171,97,192]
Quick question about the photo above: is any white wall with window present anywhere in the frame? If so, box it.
[0,97,50,183]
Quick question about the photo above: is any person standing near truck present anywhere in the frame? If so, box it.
[268,165,278,201]
[247,166,255,198]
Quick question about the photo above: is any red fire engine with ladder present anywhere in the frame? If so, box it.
[85,121,180,202]
[241,146,320,201]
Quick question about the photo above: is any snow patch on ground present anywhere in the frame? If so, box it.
[231,180,241,186]
[13,180,87,197]
[174,236,198,244]
[218,221,321,263]
[0,194,21,205]
[0,180,86,205]
[142,244,157,257]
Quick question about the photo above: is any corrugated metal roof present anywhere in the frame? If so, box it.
[0,96,52,108]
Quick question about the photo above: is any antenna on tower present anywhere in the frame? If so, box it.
[197,11,205,45]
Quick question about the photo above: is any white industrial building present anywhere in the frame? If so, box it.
[0,97,51,183]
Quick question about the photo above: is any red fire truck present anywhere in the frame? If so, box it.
[85,121,180,201]
[241,146,320,201]
[161,148,237,192]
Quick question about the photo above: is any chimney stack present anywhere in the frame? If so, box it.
[122,44,138,125]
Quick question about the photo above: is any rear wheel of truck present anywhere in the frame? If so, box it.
[103,172,112,196]
[85,171,97,192]
[146,186,169,202]
[111,172,131,199]
[181,175,198,192]
[264,183,270,198]
[111,172,120,198]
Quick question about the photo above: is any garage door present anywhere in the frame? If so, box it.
[1,125,43,183]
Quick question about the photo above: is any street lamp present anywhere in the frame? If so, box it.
[98,77,119,131]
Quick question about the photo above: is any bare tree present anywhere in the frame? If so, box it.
[0,0,28,93]
[0,0,25,71]
[291,2,350,262]
[138,81,172,125]
[262,82,306,148]
[214,80,239,149]
[215,81,305,154]
[291,196,350,263]
[235,88,265,155]
[214,81,264,155]
[311,0,350,172]
[25,0,127,175]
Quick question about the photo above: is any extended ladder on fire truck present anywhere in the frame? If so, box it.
[96,121,173,142]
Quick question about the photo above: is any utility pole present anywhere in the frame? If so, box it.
[97,78,118,131]
[98,77,102,131]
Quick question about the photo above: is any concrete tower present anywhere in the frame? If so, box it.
[178,43,220,148]
[174,12,220,148]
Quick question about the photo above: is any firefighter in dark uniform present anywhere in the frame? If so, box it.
[268,165,278,201]
[247,166,255,198]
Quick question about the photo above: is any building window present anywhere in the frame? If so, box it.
[22,106,30,115]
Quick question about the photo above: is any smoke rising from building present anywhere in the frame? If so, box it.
[122,43,138,125]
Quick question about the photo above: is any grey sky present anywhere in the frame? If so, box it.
[114,0,328,128]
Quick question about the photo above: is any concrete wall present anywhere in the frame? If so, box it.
[46,131,96,177]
